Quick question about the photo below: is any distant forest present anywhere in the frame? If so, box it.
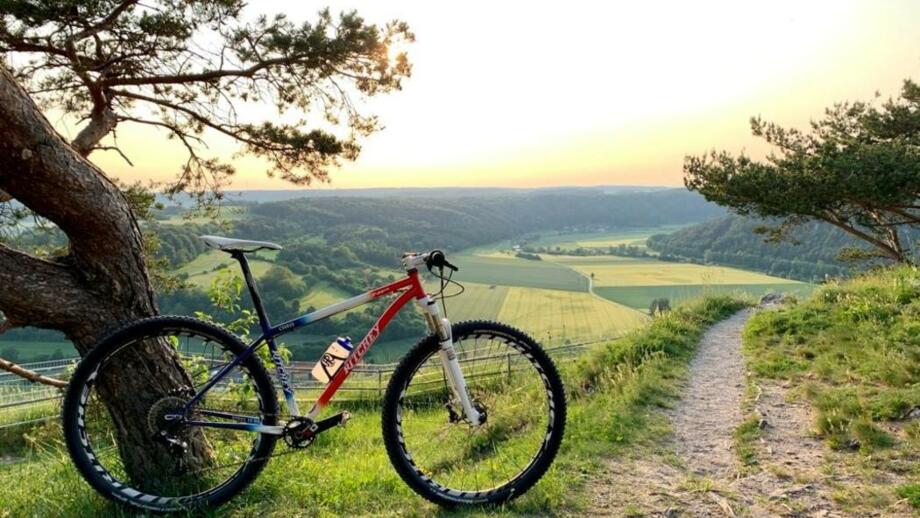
[646,215,919,282]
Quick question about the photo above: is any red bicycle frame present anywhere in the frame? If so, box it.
[180,252,482,436]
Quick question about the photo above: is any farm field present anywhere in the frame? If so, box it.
[154,205,245,225]
[596,283,815,310]
[177,249,282,288]
[527,225,689,251]
[451,253,588,292]
[431,282,510,322]
[556,257,801,286]
[176,249,232,276]
[498,287,647,344]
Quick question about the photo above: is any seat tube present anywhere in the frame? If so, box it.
[417,296,483,426]
[232,251,271,333]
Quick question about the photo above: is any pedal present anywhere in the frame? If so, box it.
[313,411,351,435]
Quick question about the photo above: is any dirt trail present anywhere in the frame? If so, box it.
[587,308,892,518]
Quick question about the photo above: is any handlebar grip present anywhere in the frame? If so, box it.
[426,250,459,272]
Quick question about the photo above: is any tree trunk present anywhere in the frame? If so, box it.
[0,66,209,482]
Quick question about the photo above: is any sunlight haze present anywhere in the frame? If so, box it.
[78,0,920,190]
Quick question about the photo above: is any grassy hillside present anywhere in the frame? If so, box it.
[743,266,920,513]
[0,296,745,517]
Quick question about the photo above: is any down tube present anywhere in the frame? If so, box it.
[306,288,421,419]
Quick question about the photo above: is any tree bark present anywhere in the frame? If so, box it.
[0,65,209,482]
[71,105,118,156]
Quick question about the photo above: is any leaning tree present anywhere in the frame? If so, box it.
[0,0,411,479]
[684,79,920,264]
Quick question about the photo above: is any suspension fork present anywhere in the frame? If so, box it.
[417,296,483,426]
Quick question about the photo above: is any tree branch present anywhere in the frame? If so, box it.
[102,57,291,86]
[819,210,905,262]
[0,243,96,331]
[0,357,68,388]
[69,0,140,42]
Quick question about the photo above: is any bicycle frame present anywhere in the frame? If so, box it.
[176,252,476,436]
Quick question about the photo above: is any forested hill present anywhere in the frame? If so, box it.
[203,188,724,267]
[645,216,860,281]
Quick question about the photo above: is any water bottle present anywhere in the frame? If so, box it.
[311,337,353,383]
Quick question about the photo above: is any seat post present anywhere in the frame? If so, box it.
[231,252,272,333]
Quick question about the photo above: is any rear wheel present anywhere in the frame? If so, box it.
[62,316,278,513]
[382,321,566,506]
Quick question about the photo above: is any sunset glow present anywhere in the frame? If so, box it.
[76,0,920,190]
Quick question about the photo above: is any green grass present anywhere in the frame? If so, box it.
[452,254,588,292]
[743,265,920,514]
[733,415,763,468]
[596,283,815,310]
[896,484,920,510]
[0,296,745,517]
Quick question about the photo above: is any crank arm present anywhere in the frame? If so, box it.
[310,411,352,435]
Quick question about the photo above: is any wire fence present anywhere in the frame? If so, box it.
[0,338,613,431]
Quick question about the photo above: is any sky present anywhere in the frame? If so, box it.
[75,0,920,190]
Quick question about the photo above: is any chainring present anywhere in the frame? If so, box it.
[283,417,316,449]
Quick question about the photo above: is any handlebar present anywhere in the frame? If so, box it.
[401,250,459,272]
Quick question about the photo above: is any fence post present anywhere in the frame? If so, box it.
[378,368,383,397]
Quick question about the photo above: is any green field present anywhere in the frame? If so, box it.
[155,206,245,225]
[527,225,689,251]
[498,287,647,343]
[452,254,588,292]
[557,257,799,287]
[434,282,510,322]
[177,249,234,276]
[596,283,815,310]
[299,281,350,310]
[180,250,275,289]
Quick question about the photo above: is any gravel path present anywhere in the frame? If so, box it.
[667,310,750,479]
[586,308,894,517]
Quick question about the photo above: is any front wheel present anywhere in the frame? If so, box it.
[382,321,566,506]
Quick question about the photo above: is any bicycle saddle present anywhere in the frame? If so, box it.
[200,235,282,253]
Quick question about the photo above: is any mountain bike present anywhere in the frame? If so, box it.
[62,236,567,513]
